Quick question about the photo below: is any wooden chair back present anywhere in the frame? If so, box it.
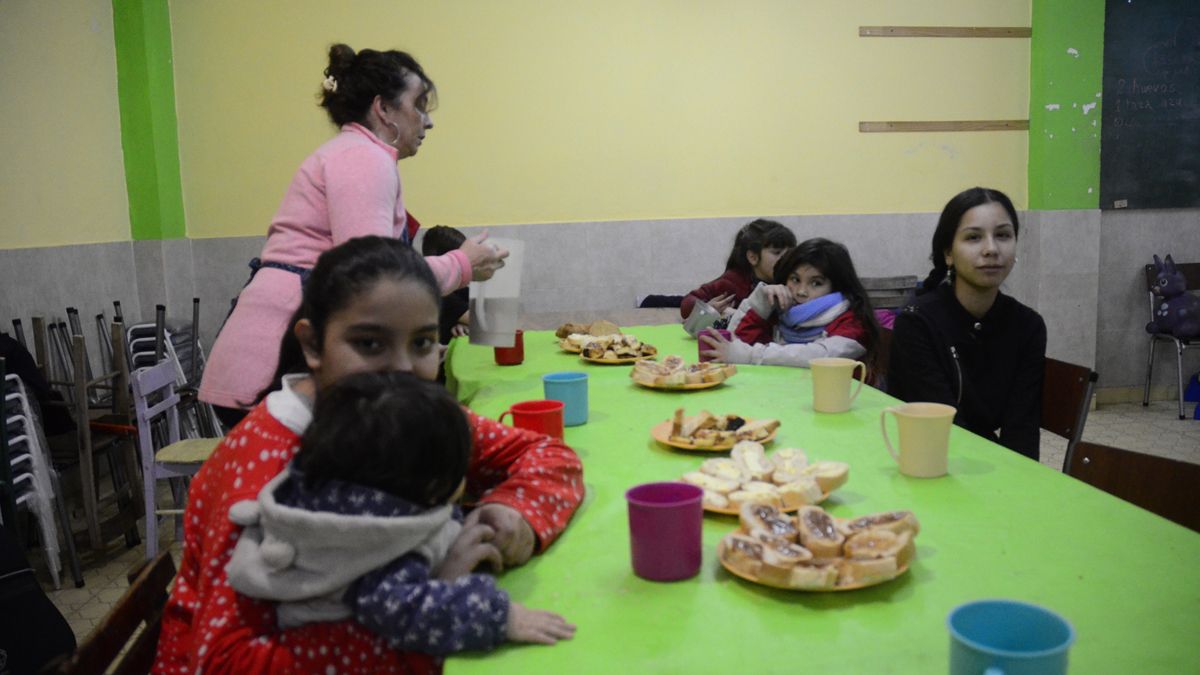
[1040,357,1098,470]
[42,552,176,675]
[1066,441,1200,533]
[861,275,919,310]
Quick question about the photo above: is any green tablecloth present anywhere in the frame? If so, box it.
[446,324,1200,674]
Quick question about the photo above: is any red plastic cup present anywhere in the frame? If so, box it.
[698,328,732,363]
[498,399,564,439]
[494,329,524,366]
[626,482,703,581]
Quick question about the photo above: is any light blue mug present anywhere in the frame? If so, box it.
[543,372,588,426]
[948,599,1075,675]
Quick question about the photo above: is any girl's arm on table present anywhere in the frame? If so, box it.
[463,411,584,552]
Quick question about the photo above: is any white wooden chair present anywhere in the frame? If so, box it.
[130,358,221,560]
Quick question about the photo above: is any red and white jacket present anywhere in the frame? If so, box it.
[153,376,584,674]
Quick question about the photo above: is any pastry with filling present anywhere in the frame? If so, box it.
[720,533,765,577]
[788,561,839,590]
[739,502,798,539]
[835,510,920,538]
[796,505,845,559]
[836,556,899,587]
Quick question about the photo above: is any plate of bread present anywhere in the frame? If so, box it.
[718,503,918,591]
[576,333,658,363]
[630,356,736,389]
[680,442,848,513]
[556,320,621,352]
[652,409,779,452]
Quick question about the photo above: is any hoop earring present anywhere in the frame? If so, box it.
[386,120,402,147]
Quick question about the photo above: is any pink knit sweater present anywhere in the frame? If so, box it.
[199,124,470,409]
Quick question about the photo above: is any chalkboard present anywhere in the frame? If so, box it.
[1100,0,1200,210]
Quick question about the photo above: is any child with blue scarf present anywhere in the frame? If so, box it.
[701,239,881,372]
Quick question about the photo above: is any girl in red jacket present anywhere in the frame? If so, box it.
[700,238,880,372]
[680,219,797,321]
[154,237,583,675]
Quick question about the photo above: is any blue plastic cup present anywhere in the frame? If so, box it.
[948,599,1075,675]
[543,372,588,426]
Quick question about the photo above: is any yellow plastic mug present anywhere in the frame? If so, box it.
[880,402,956,477]
[810,357,867,413]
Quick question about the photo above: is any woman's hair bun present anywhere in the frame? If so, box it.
[326,43,356,77]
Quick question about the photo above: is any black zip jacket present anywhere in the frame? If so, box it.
[887,283,1047,460]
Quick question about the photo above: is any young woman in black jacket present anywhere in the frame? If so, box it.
[887,187,1046,460]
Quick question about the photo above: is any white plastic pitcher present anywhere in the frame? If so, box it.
[468,237,524,347]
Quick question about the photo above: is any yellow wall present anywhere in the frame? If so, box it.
[174,0,1030,237]
[0,0,131,248]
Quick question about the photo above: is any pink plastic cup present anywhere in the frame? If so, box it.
[698,328,732,363]
[625,482,703,581]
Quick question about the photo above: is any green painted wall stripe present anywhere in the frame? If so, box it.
[1028,0,1105,210]
[113,0,185,240]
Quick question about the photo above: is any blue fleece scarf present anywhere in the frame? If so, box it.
[778,292,849,344]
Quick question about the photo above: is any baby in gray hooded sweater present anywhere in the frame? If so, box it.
[225,371,574,657]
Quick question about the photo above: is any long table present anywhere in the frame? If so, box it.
[446,324,1200,674]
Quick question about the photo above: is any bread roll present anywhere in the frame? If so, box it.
[843,529,911,561]
[680,471,739,494]
[771,466,805,485]
[720,534,764,577]
[777,477,824,509]
[796,506,845,559]
[800,461,850,493]
[699,458,744,482]
[731,441,772,480]
[728,489,782,511]
[837,556,899,587]
[759,539,815,585]
[735,418,780,441]
[739,502,798,539]
[702,489,730,511]
[788,562,839,590]
[770,447,809,473]
[835,510,920,538]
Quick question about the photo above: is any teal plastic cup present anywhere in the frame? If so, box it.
[543,372,588,426]
[948,599,1075,675]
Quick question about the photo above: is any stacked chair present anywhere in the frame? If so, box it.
[1,359,84,588]
[125,301,222,439]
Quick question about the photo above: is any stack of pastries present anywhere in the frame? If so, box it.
[667,409,779,448]
[574,333,658,360]
[555,319,621,339]
[719,503,918,590]
[630,355,736,387]
[681,442,847,511]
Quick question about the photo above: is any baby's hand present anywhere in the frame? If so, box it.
[506,602,576,645]
[436,523,503,580]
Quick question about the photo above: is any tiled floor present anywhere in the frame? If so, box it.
[30,399,1200,645]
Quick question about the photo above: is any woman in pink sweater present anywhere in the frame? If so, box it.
[200,44,505,426]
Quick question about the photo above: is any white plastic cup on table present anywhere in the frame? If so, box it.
[543,372,588,426]
[947,599,1075,675]
[880,402,956,478]
[625,482,703,582]
[810,357,867,413]
[682,299,720,337]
